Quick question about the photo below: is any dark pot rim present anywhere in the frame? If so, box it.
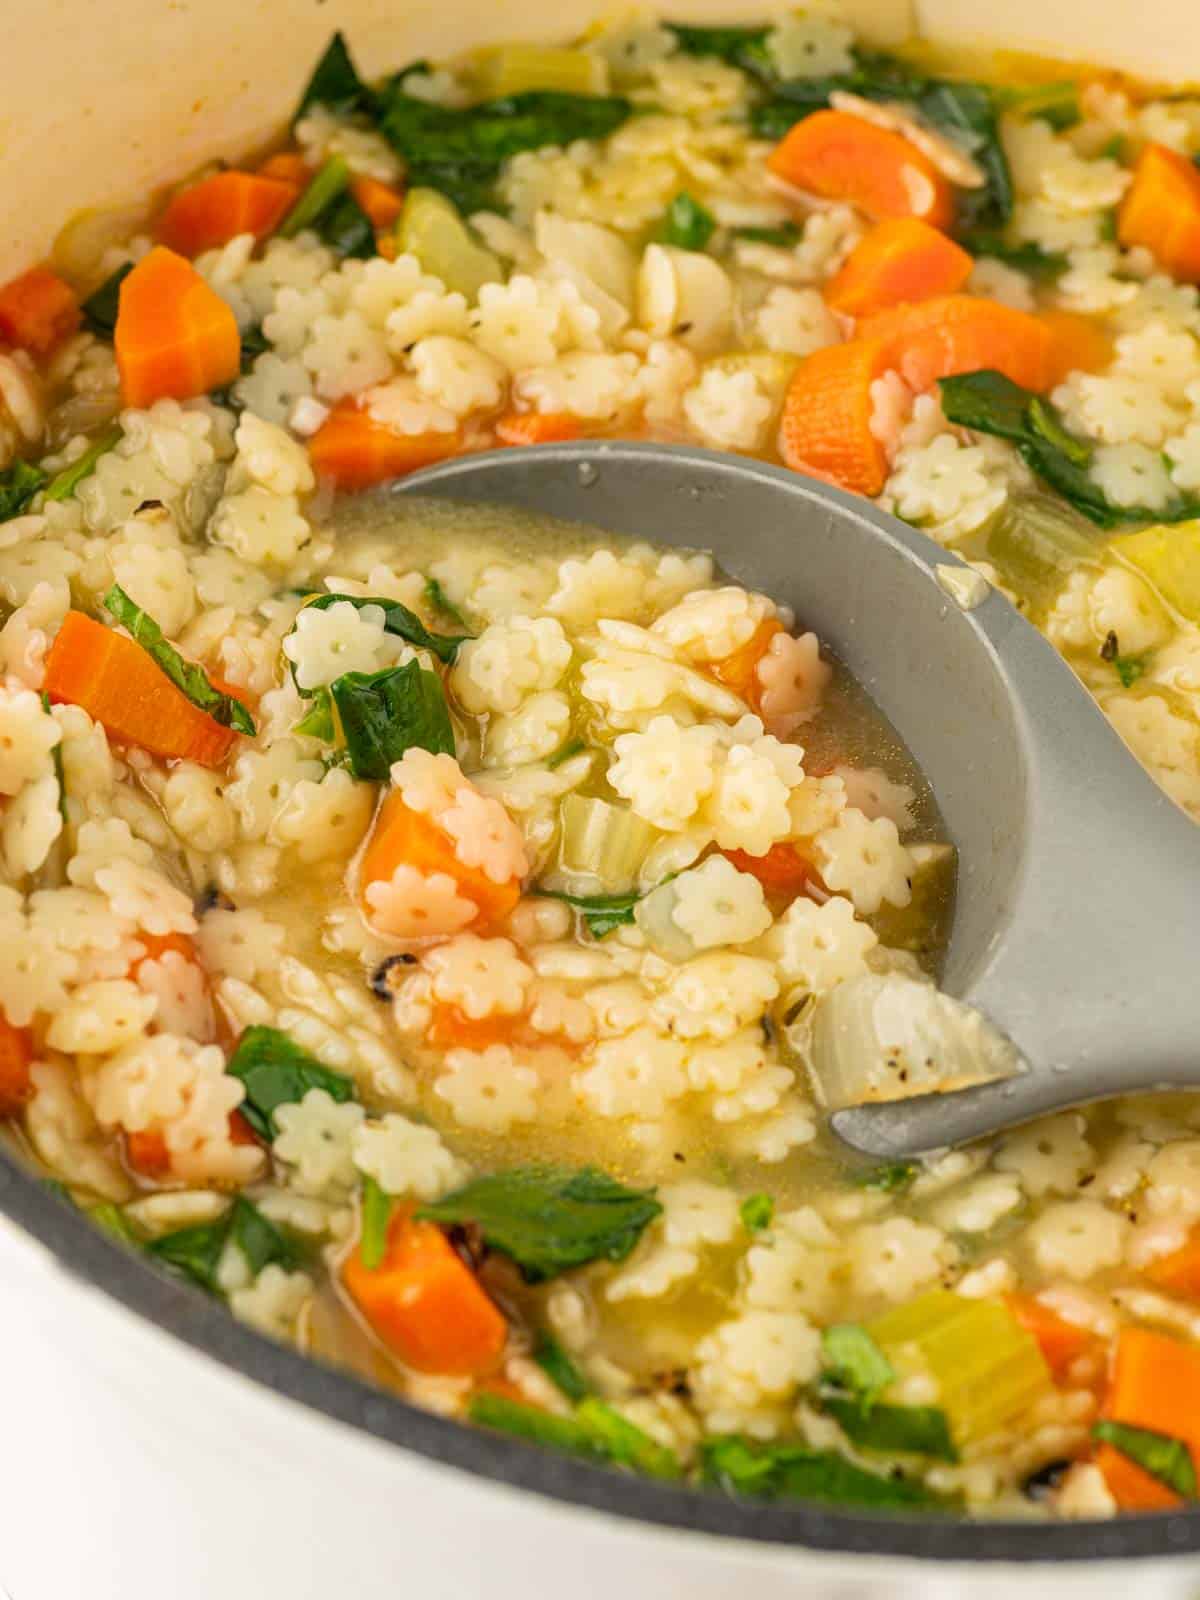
[4,1151,1196,1565]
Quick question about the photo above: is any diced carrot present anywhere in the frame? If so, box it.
[1006,1294,1096,1383]
[825,217,973,318]
[0,265,81,356]
[724,843,820,900]
[427,1004,520,1051]
[129,930,200,975]
[342,1210,507,1377]
[476,1373,533,1405]
[358,789,522,929]
[228,1109,260,1147]
[495,412,582,447]
[1095,1326,1200,1510]
[1145,1229,1200,1300]
[308,401,462,491]
[258,151,313,186]
[709,616,783,702]
[1117,142,1200,284]
[1040,308,1115,388]
[0,1018,34,1117]
[778,336,893,496]
[857,294,1056,393]
[350,176,406,230]
[157,171,300,257]
[126,1129,170,1178]
[44,611,242,768]
[114,246,241,409]
[767,109,955,230]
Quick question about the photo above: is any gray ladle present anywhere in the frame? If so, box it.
[397,441,1200,1160]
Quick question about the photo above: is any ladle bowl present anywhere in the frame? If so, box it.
[399,441,1200,1159]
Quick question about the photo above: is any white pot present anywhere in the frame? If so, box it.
[2,2,1200,1596]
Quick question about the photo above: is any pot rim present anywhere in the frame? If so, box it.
[3,1152,1195,1564]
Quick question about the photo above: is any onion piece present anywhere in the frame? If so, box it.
[632,878,698,963]
[555,794,659,894]
[808,972,1022,1110]
[51,204,147,294]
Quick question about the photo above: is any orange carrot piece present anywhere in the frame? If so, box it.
[350,176,406,230]
[1145,1229,1200,1299]
[126,1129,171,1178]
[130,930,200,974]
[825,217,973,318]
[1095,1327,1200,1510]
[343,1210,507,1376]
[358,789,521,928]
[0,265,81,356]
[44,610,242,768]
[1118,142,1200,284]
[1006,1294,1096,1383]
[0,1018,34,1117]
[158,171,300,257]
[767,109,955,230]
[228,1108,260,1148]
[778,336,893,496]
[857,294,1056,394]
[258,151,313,186]
[427,1004,520,1051]
[709,617,783,702]
[724,842,820,899]
[495,411,582,447]
[114,246,241,409]
[309,402,462,491]
[1040,308,1115,388]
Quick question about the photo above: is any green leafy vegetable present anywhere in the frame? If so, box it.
[41,1178,72,1204]
[149,1196,296,1294]
[666,23,772,74]
[733,223,803,247]
[959,233,1067,280]
[1114,653,1148,688]
[89,1202,140,1246]
[997,80,1080,131]
[423,575,469,629]
[229,1194,297,1276]
[701,1435,939,1508]
[330,660,455,780]
[80,263,132,338]
[378,86,632,215]
[45,424,122,502]
[279,157,374,258]
[419,1163,662,1283]
[294,30,375,123]
[469,1392,605,1458]
[660,191,717,250]
[855,1160,919,1193]
[533,1332,590,1402]
[546,738,585,770]
[226,1024,357,1141]
[239,322,271,372]
[0,459,47,522]
[819,1392,959,1461]
[740,1193,775,1233]
[41,691,68,824]
[1093,1420,1198,1498]
[821,1324,895,1405]
[575,1397,682,1479]
[302,592,469,664]
[359,1175,394,1271]
[104,584,256,735]
[533,886,642,939]
[940,370,1200,526]
[294,686,336,741]
[280,157,351,237]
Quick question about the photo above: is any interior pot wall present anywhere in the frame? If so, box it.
[1,0,1198,284]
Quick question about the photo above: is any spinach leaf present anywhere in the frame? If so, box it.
[1114,653,1148,688]
[379,87,632,215]
[279,157,374,258]
[419,1163,662,1283]
[469,1392,606,1459]
[294,686,336,740]
[80,263,132,338]
[532,886,641,938]
[702,1435,939,1508]
[303,592,470,664]
[46,424,122,502]
[90,1202,140,1246]
[318,189,377,260]
[533,1331,591,1403]
[996,80,1080,131]
[0,460,47,522]
[148,1214,230,1293]
[229,1195,297,1275]
[331,659,455,779]
[819,1392,959,1461]
[41,691,68,823]
[104,584,256,735]
[740,1193,775,1233]
[1093,1420,1197,1499]
[225,1024,357,1141]
[575,1397,682,1479]
[239,323,271,372]
[959,232,1067,280]
[358,1175,394,1270]
[660,191,717,251]
[821,1324,895,1405]
[733,223,803,248]
[666,24,772,76]
[855,1160,918,1193]
[423,575,469,629]
[294,31,375,124]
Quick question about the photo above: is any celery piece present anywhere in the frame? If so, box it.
[45,423,122,502]
[475,44,610,99]
[557,794,658,892]
[469,1393,602,1459]
[358,1175,394,1271]
[396,188,503,300]
[1112,521,1200,623]
[869,1291,1052,1445]
[575,1397,682,1479]
[984,488,1102,599]
[280,157,351,239]
[89,1202,140,1246]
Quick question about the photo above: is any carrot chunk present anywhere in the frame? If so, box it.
[358,789,521,929]
[1117,142,1200,283]
[767,109,955,230]
[1095,1327,1200,1509]
[1006,1294,1096,1383]
[309,401,462,490]
[1040,308,1115,388]
[350,176,406,230]
[129,930,200,974]
[427,1004,520,1051]
[708,616,783,702]
[778,336,893,496]
[44,611,240,767]
[857,294,1056,393]
[0,265,81,356]
[1145,1228,1200,1300]
[343,1211,507,1376]
[126,1129,171,1179]
[0,1018,34,1117]
[114,246,241,409]
[724,843,820,900]
[157,171,300,257]
[825,217,973,318]
[495,411,582,447]
[258,151,313,186]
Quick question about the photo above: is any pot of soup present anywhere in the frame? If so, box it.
[3,0,1200,1594]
